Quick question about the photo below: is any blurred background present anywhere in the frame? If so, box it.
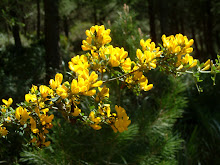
[0,0,220,164]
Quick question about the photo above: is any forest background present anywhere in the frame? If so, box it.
[0,0,220,164]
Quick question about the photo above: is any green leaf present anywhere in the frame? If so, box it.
[50,97,59,102]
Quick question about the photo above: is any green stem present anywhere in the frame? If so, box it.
[103,68,141,84]
[181,70,212,74]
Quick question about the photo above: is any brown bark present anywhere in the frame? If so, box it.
[10,0,22,50]
[191,26,199,59]
[204,0,215,59]
[44,0,60,82]
[158,0,170,35]
[63,16,69,38]
[148,0,156,43]
[12,24,22,50]
[37,0,41,39]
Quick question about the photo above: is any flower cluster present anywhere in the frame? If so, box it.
[1,25,219,148]
[137,39,162,69]
[122,39,162,91]
[82,25,111,51]
[0,85,55,147]
[160,34,197,72]
[162,34,194,55]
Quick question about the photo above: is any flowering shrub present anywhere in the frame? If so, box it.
[0,25,219,148]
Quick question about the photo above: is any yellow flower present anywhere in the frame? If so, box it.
[43,128,49,134]
[31,85,38,93]
[5,116,11,123]
[40,114,54,126]
[201,59,212,71]
[82,25,111,50]
[90,124,102,130]
[25,93,37,103]
[30,137,37,143]
[46,123,53,129]
[132,71,145,82]
[95,85,109,102]
[144,50,153,64]
[110,56,120,67]
[89,111,102,130]
[71,71,102,96]
[184,54,197,69]
[1,108,6,113]
[140,39,161,57]
[68,55,90,75]
[136,47,158,69]
[39,85,51,98]
[71,79,80,94]
[98,104,111,117]
[176,54,198,70]
[34,107,40,115]
[39,102,46,108]
[113,105,131,133]
[49,73,63,90]
[149,60,157,69]
[38,133,51,147]
[99,46,110,60]
[88,71,103,87]
[105,105,111,118]
[140,39,152,51]
[30,118,39,133]
[121,58,132,73]
[90,50,99,60]
[56,81,69,99]
[176,64,184,71]
[43,141,51,147]
[89,111,99,122]
[81,38,93,51]
[108,46,128,67]
[0,125,8,136]
[77,77,89,93]
[15,106,29,125]
[162,34,194,56]
[83,90,96,96]
[140,78,153,91]
[136,49,144,63]
[162,34,195,70]
[2,98,13,108]
[41,108,49,115]
[72,106,81,116]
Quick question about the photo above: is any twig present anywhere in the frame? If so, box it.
[103,68,140,84]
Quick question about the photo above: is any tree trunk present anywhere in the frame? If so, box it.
[148,0,156,43]
[216,31,220,51]
[180,16,185,35]
[44,0,60,82]
[191,26,199,59]
[179,0,185,35]
[37,0,41,39]
[10,0,22,50]
[158,0,170,35]
[12,24,22,50]
[63,16,69,38]
[199,34,205,59]
[204,0,215,59]
[170,2,179,34]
